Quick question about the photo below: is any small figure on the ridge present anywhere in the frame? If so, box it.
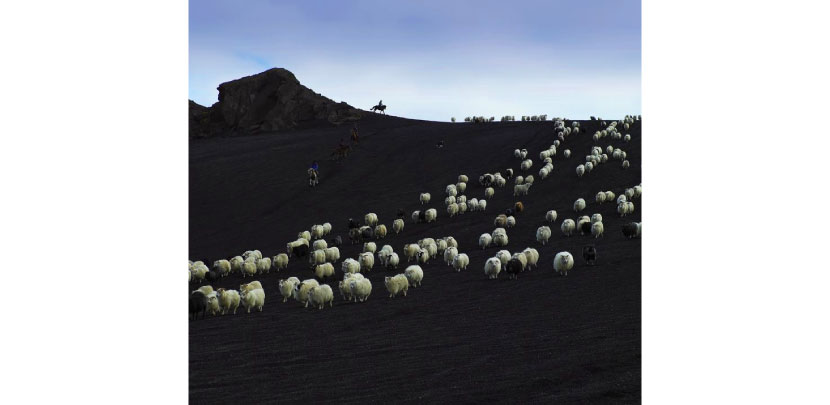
[351,124,359,144]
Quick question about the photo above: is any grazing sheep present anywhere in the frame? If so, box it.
[485,187,495,199]
[447,203,459,217]
[553,252,575,276]
[314,262,335,280]
[591,213,603,224]
[330,235,343,247]
[457,182,467,193]
[446,184,458,197]
[506,216,516,228]
[359,226,374,241]
[622,222,641,238]
[271,253,289,272]
[576,165,585,177]
[240,288,265,313]
[591,222,604,238]
[374,224,387,239]
[279,277,301,302]
[241,261,257,278]
[445,196,456,206]
[322,222,332,235]
[392,218,404,234]
[313,239,328,251]
[339,273,363,301]
[582,246,597,265]
[536,226,552,245]
[404,244,421,262]
[323,247,340,262]
[216,288,240,315]
[444,246,459,266]
[596,192,607,204]
[293,279,319,305]
[349,278,373,302]
[212,260,231,278]
[545,210,558,223]
[341,258,361,274]
[287,239,310,258]
[618,201,635,217]
[425,208,438,223]
[404,265,424,287]
[452,253,470,272]
[515,175,524,185]
[561,219,576,236]
[478,199,487,211]
[306,284,334,309]
[458,174,469,183]
[521,159,533,171]
[363,242,377,254]
[574,198,586,212]
[385,274,410,298]
[563,149,571,158]
[479,233,492,249]
[365,213,379,227]
[229,256,244,274]
[484,257,502,279]
[359,252,375,272]
[420,192,431,205]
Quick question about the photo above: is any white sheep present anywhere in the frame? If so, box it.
[522,248,540,270]
[478,199,487,211]
[495,250,511,266]
[445,196,456,207]
[484,257,502,279]
[457,182,467,193]
[314,262,335,279]
[359,252,375,272]
[404,265,424,287]
[404,243,420,262]
[458,174,469,183]
[393,218,404,234]
[365,213,379,226]
[240,288,265,313]
[229,256,244,274]
[553,252,574,276]
[591,222,604,238]
[622,160,630,169]
[536,226,551,245]
[323,247,340,262]
[293,279,319,305]
[605,191,616,201]
[458,201,467,214]
[322,222,332,235]
[618,201,635,217]
[216,288,240,315]
[452,253,470,272]
[596,192,607,204]
[457,195,467,204]
[272,253,289,272]
[444,246,459,266]
[591,213,603,223]
[521,159,533,171]
[561,219,576,236]
[417,248,430,265]
[576,164,585,177]
[241,261,257,278]
[447,203,459,217]
[308,250,326,268]
[524,175,535,185]
[468,199,479,212]
[479,233,492,249]
[349,278,373,302]
[339,273,364,301]
[363,242,377,254]
[485,187,494,199]
[444,236,458,249]
[506,215,516,228]
[545,210,558,223]
[424,208,438,223]
[564,149,571,158]
[624,134,631,142]
[311,225,324,240]
[633,184,642,198]
[212,260,231,278]
[385,274,410,298]
[374,224,387,239]
[493,230,509,247]
[495,176,506,188]
[617,194,627,204]
[585,161,594,173]
[514,183,531,196]
[573,198,586,212]
[239,280,263,294]
[307,284,334,309]
[297,231,311,242]
[341,258,360,274]
[278,277,301,302]
[420,192,431,205]
[446,184,458,197]
[312,239,328,251]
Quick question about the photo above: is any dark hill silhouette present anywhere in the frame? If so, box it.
[189,68,362,138]
[189,79,641,402]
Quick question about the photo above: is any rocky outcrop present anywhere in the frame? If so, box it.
[189,68,362,138]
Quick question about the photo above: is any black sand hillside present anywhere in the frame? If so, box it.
[189,114,641,402]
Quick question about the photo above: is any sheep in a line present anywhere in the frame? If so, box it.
[521,159,533,171]
[229,256,244,274]
[240,288,265,313]
[485,187,495,199]
[363,242,377,254]
[444,246,459,266]
[458,174,469,183]
[215,288,240,315]
[359,252,375,272]
[479,233,492,249]
[561,219,576,236]
[293,279,319,306]
[514,183,532,197]
[447,203,459,217]
[420,192,431,205]
[591,222,605,238]
[522,248,540,270]
[574,198,586,212]
[457,182,467,193]
[342,258,361,274]
[553,252,574,276]
[239,281,263,294]
[425,208,438,223]
[576,164,585,177]
[546,210,558,223]
[446,184,458,197]
[314,262,335,280]
[339,273,364,301]
[323,247,340,263]
[279,277,301,303]
[365,213,379,227]
[349,277,373,302]
[506,216,516,228]
[374,224,388,239]
[618,201,635,217]
[393,218,404,234]
[577,216,592,235]
[241,261,257,278]
[312,239,328,251]
[212,260,231,278]
[445,196,456,206]
[308,250,326,268]
[493,228,509,247]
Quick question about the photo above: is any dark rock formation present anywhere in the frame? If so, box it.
[189,68,362,138]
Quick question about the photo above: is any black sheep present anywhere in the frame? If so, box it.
[292,243,309,258]
[582,245,597,265]
[361,227,374,240]
[349,228,361,244]
[331,235,342,247]
[580,221,593,235]
[205,270,220,283]
[190,291,206,320]
[348,218,359,229]
[506,258,523,280]
[622,222,639,238]
[397,209,406,218]
[418,210,426,223]
[505,208,514,216]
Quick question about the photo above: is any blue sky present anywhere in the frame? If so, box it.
[190,0,641,121]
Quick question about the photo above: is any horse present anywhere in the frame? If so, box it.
[330,144,351,161]
[370,103,386,114]
[308,168,319,187]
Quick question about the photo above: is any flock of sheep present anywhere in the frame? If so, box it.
[190,115,642,319]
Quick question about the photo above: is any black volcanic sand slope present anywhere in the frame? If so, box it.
[189,115,641,403]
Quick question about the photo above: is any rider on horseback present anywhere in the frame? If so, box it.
[310,160,319,176]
